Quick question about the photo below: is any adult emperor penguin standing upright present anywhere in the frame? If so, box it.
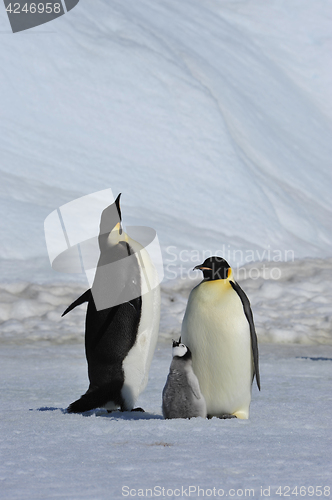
[181,256,260,419]
[62,194,160,413]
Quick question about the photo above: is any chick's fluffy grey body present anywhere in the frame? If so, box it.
[162,355,206,419]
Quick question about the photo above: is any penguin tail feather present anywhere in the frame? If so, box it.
[67,382,124,413]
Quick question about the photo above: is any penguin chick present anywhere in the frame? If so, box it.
[162,339,207,419]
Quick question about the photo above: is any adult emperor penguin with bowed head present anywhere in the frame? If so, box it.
[62,194,160,413]
[181,256,260,419]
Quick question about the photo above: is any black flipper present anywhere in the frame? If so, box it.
[67,381,124,413]
[230,281,260,390]
[62,289,92,317]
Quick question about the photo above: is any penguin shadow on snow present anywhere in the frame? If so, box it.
[34,407,67,413]
[83,409,164,421]
[34,407,163,420]
[296,357,332,361]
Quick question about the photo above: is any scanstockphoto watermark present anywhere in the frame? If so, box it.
[122,485,331,498]
[164,245,295,281]
[122,485,256,497]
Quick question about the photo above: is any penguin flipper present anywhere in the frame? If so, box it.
[230,281,261,390]
[67,382,124,413]
[187,372,203,400]
[62,289,92,317]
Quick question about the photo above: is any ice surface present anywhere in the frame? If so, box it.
[0,343,331,499]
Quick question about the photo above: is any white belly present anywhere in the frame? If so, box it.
[121,244,161,410]
[181,281,253,419]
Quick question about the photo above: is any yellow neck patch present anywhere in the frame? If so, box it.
[199,267,234,296]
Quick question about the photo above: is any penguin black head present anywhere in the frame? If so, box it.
[172,338,192,360]
[194,256,231,281]
[172,337,181,348]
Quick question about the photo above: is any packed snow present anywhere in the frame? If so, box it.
[1,342,331,500]
[0,0,331,498]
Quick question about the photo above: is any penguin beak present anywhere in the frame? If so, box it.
[193,265,211,271]
[115,193,122,221]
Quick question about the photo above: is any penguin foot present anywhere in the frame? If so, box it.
[67,383,124,413]
[67,400,86,414]
[119,406,145,412]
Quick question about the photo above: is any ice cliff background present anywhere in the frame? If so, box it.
[0,0,331,345]
[0,1,331,498]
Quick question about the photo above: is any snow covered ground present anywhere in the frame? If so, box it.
[1,342,331,500]
[0,257,331,498]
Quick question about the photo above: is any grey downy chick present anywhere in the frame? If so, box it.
[162,339,207,419]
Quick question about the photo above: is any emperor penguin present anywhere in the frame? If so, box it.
[181,256,260,419]
[162,339,207,419]
[62,194,160,413]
